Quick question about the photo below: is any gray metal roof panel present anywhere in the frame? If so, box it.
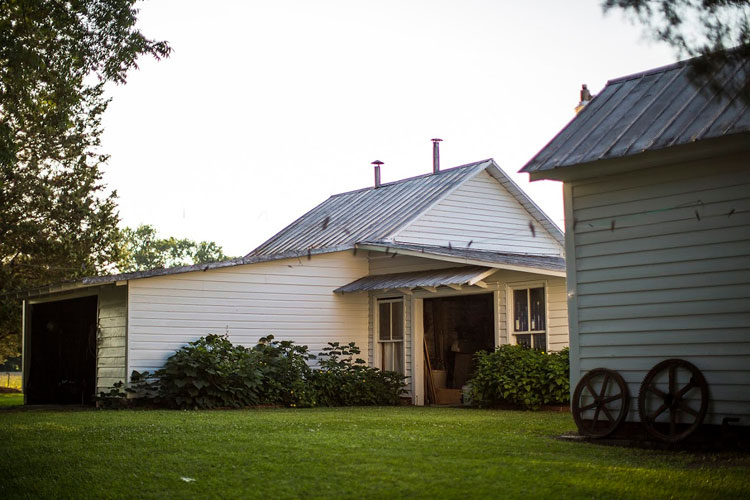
[334,266,492,293]
[248,160,492,256]
[521,55,750,174]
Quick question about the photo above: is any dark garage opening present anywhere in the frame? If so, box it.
[26,295,98,404]
[424,293,494,404]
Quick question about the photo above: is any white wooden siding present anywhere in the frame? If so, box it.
[568,157,750,425]
[484,270,569,352]
[127,251,369,374]
[97,285,128,392]
[368,253,464,276]
[394,170,563,256]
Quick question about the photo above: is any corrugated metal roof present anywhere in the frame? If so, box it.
[334,266,493,293]
[248,160,492,256]
[358,242,566,272]
[521,55,750,174]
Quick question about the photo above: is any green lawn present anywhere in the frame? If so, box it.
[0,407,748,500]
[0,393,23,407]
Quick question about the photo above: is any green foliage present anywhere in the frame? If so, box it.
[310,342,406,406]
[469,346,570,410]
[127,335,405,410]
[602,0,750,98]
[0,0,170,362]
[94,381,128,409]
[117,225,232,273]
[129,334,266,409]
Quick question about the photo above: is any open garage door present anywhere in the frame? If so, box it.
[26,295,98,404]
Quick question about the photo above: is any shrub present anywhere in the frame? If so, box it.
[469,346,569,410]
[310,342,406,406]
[127,335,404,410]
[129,334,265,409]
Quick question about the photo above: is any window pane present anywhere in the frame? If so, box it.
[516,334,531,349]
[381,341,404,374]
[379,303,390,340]
[532,333,546,352]
[391,301,403,340]
[529,287,545,331]
[513,289,528,332]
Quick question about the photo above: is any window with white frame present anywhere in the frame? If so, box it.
[378,298,404,374]
[510,285,546,351]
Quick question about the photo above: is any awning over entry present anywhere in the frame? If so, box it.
[334,266,496,294]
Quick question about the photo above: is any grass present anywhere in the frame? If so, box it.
[0,393,23,407]
[0,371,22,390]
[0,407,748,500]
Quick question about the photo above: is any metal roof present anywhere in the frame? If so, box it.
[334,266,495,294]
[521,55,750,175]
[248,160,492,256]
[359,242,566,273]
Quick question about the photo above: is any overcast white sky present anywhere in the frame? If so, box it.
[100,0,677,257]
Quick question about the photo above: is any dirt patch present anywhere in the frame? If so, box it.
[0,387,21,393]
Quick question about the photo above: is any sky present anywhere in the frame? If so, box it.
[100,0,677,257]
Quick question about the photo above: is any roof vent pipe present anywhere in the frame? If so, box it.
[372,160,383,188]
[431,138,442,174]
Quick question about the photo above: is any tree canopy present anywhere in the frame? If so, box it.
[0,0,170,362]
[603,1,750,90]
[117,225,233,273]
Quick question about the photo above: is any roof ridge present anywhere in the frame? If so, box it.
[326,158,492,198]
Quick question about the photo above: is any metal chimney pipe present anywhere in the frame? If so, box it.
[431,138,442,173]
[372,160,383,188]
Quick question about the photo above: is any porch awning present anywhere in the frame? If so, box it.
[334,266,496,294]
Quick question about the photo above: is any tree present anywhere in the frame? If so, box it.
[117,225,233,273]
[0,1,170,363]
[603,1,750,93]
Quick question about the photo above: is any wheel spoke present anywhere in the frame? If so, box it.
[601,393,623,404]
[599,373,610,399]
[675,380,695,400]
[669,407,676,436]
[580,401,598,411]
[646,384,666,398]
[648,402,668,421]
[669,365,676,396]
[585,379,598,401]
[678,401,699,418]
[600,404,615,423]
[591,405,602,426]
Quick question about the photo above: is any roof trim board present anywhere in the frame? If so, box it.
[333,266,495,294]
[358,242,567,277]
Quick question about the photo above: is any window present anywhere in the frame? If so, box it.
[378,298,404,374]
[510,285,546,351]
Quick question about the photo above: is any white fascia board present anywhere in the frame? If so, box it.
[357,244,566,278]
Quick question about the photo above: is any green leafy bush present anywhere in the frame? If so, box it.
[469,346,569,409]
[310,342,406,406]
[129,334,265,409]
[127,335,404,409]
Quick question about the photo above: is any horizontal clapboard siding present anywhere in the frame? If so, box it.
[395,170,563,256]
[484,270,569,352]
[97,285,128,392]
[570,157,750,425]
[127,252,369,374]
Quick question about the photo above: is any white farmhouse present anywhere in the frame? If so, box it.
[521,55,749,440]
[19,157,568,406]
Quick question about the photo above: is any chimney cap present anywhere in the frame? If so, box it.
[371,160,384,165]
[431,138,443,142]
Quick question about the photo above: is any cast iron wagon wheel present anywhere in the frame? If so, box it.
[572,368,630,438]
[638,359,709,443]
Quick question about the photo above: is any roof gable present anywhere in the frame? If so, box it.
[521,55,750,178]
[247,159,491,256]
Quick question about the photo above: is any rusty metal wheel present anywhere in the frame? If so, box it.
[638,359,709,443]
[572,368,630,438]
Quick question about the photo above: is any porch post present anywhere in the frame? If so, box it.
[412,298,424,406]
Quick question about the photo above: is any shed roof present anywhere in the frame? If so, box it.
[248,158,563,256]
[521,55,750,176]
[333,266,494,293]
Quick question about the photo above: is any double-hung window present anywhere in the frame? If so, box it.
[378,298,404,374]
[510,285,546,351]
